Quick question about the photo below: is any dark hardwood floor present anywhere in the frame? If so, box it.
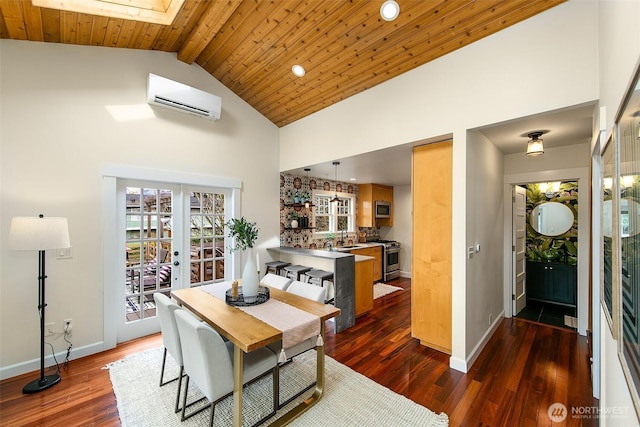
[0,277,597,426]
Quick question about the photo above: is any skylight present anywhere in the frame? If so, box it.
[32,0,185,26]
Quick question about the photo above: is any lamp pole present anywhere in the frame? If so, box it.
[23,247,61,393]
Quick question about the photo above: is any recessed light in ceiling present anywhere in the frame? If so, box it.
[380,0,400,21]
[292,64,306,77]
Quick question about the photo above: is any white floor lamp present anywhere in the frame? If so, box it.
[8,215,70,394]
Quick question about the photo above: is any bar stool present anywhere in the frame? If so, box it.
[283,265,312,281]
[264,261,290,276]
[303,269,334,303]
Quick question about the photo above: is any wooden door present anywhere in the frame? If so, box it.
[411,140,452,354]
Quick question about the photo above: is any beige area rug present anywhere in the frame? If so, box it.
[107,347,448,426]
[374,283,403,299]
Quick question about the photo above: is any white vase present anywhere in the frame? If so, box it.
[242,247,259,303]
[291,219,298,228]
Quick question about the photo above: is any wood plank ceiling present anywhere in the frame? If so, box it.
[0,0,565,127]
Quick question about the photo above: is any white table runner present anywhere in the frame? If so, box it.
[200,282,320,350]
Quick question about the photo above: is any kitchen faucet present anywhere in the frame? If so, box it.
[339,230,345,246]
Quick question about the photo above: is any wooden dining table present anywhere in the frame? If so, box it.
[171,282,340,426]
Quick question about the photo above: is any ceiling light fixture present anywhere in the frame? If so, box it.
[331,161,340,203]
[380,0,400,21]
[526,131,545,157]
[292,64,306,77]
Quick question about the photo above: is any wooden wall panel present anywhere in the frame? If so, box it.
[411,140,453,354]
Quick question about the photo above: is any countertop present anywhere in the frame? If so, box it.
[333,242,384,252]
[267,246,373,262]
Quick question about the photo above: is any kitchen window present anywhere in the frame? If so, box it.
[313,190,355,234]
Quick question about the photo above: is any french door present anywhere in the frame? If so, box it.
[115,180,230,342]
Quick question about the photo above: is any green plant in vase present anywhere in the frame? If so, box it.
[326,232,336,251]
[225,217,260,301]
[288,211,300,228]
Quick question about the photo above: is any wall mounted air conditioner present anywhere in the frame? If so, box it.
[147,73,221,121]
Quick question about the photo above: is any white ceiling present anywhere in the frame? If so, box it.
[284,102,596,187]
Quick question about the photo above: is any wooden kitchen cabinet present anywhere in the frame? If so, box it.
[350,245,383,282]
[354,257,374,316]
[411,140,452,354]
[358,183,394,227]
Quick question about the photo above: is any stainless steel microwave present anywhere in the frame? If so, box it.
[375,201,391,218]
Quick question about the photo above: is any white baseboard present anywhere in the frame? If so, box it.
[449,311,504,374]
[400,270,411,278]
[0,341,105,381]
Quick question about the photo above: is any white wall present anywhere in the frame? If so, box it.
[279,1,599,368]
[379,184,412,277]
[463,131,505,362]
[596,0,640,422]
[505,142,592,176]
[0,40,280,376]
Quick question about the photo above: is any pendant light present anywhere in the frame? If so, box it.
[526,131,544,157]
[330,161,340,203]
[304,168,311,208]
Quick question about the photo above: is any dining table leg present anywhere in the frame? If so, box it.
[233,345,244,427]
[270,322,327,426]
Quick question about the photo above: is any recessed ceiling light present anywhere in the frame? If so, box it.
[292,64,306,77]
[380,0,400,21]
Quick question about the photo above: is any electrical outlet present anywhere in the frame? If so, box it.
[45,322,55,336]
[64,319,73,337]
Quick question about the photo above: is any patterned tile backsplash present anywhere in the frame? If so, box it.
[280,172,380,248]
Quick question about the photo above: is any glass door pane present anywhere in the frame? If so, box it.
[124,186,174,323]
[189,191,226,286]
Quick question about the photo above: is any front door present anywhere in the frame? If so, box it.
[513,185,527,315]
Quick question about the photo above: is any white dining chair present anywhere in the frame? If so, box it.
[174,309,278,426]
[153,292,185,413]
[260,273,292,290]
[270,280,326,408]
[286,280,325,303]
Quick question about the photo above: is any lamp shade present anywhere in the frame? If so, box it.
[8,216,70,251]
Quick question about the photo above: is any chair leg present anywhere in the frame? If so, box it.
[174,366,184,413]
[273,366,279,413]
[159,347,167,386]
[180,375,190,421]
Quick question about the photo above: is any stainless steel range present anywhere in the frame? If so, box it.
[378,240,401,281]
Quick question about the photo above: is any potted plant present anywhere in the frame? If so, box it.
[225,217,260,301]
[326,232,336,251]
[288,211,300,228]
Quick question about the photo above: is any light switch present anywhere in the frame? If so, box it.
[57,247,72,259]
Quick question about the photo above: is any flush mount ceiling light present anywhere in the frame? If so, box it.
[330,161,341,203]
[380,0,400,21]
[32,0,185,25]
[526,131,545,157]
[292,64,306,77]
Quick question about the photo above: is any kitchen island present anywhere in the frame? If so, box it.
[267,247,371,332]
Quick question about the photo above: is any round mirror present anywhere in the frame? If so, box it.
[530,202,574,236]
